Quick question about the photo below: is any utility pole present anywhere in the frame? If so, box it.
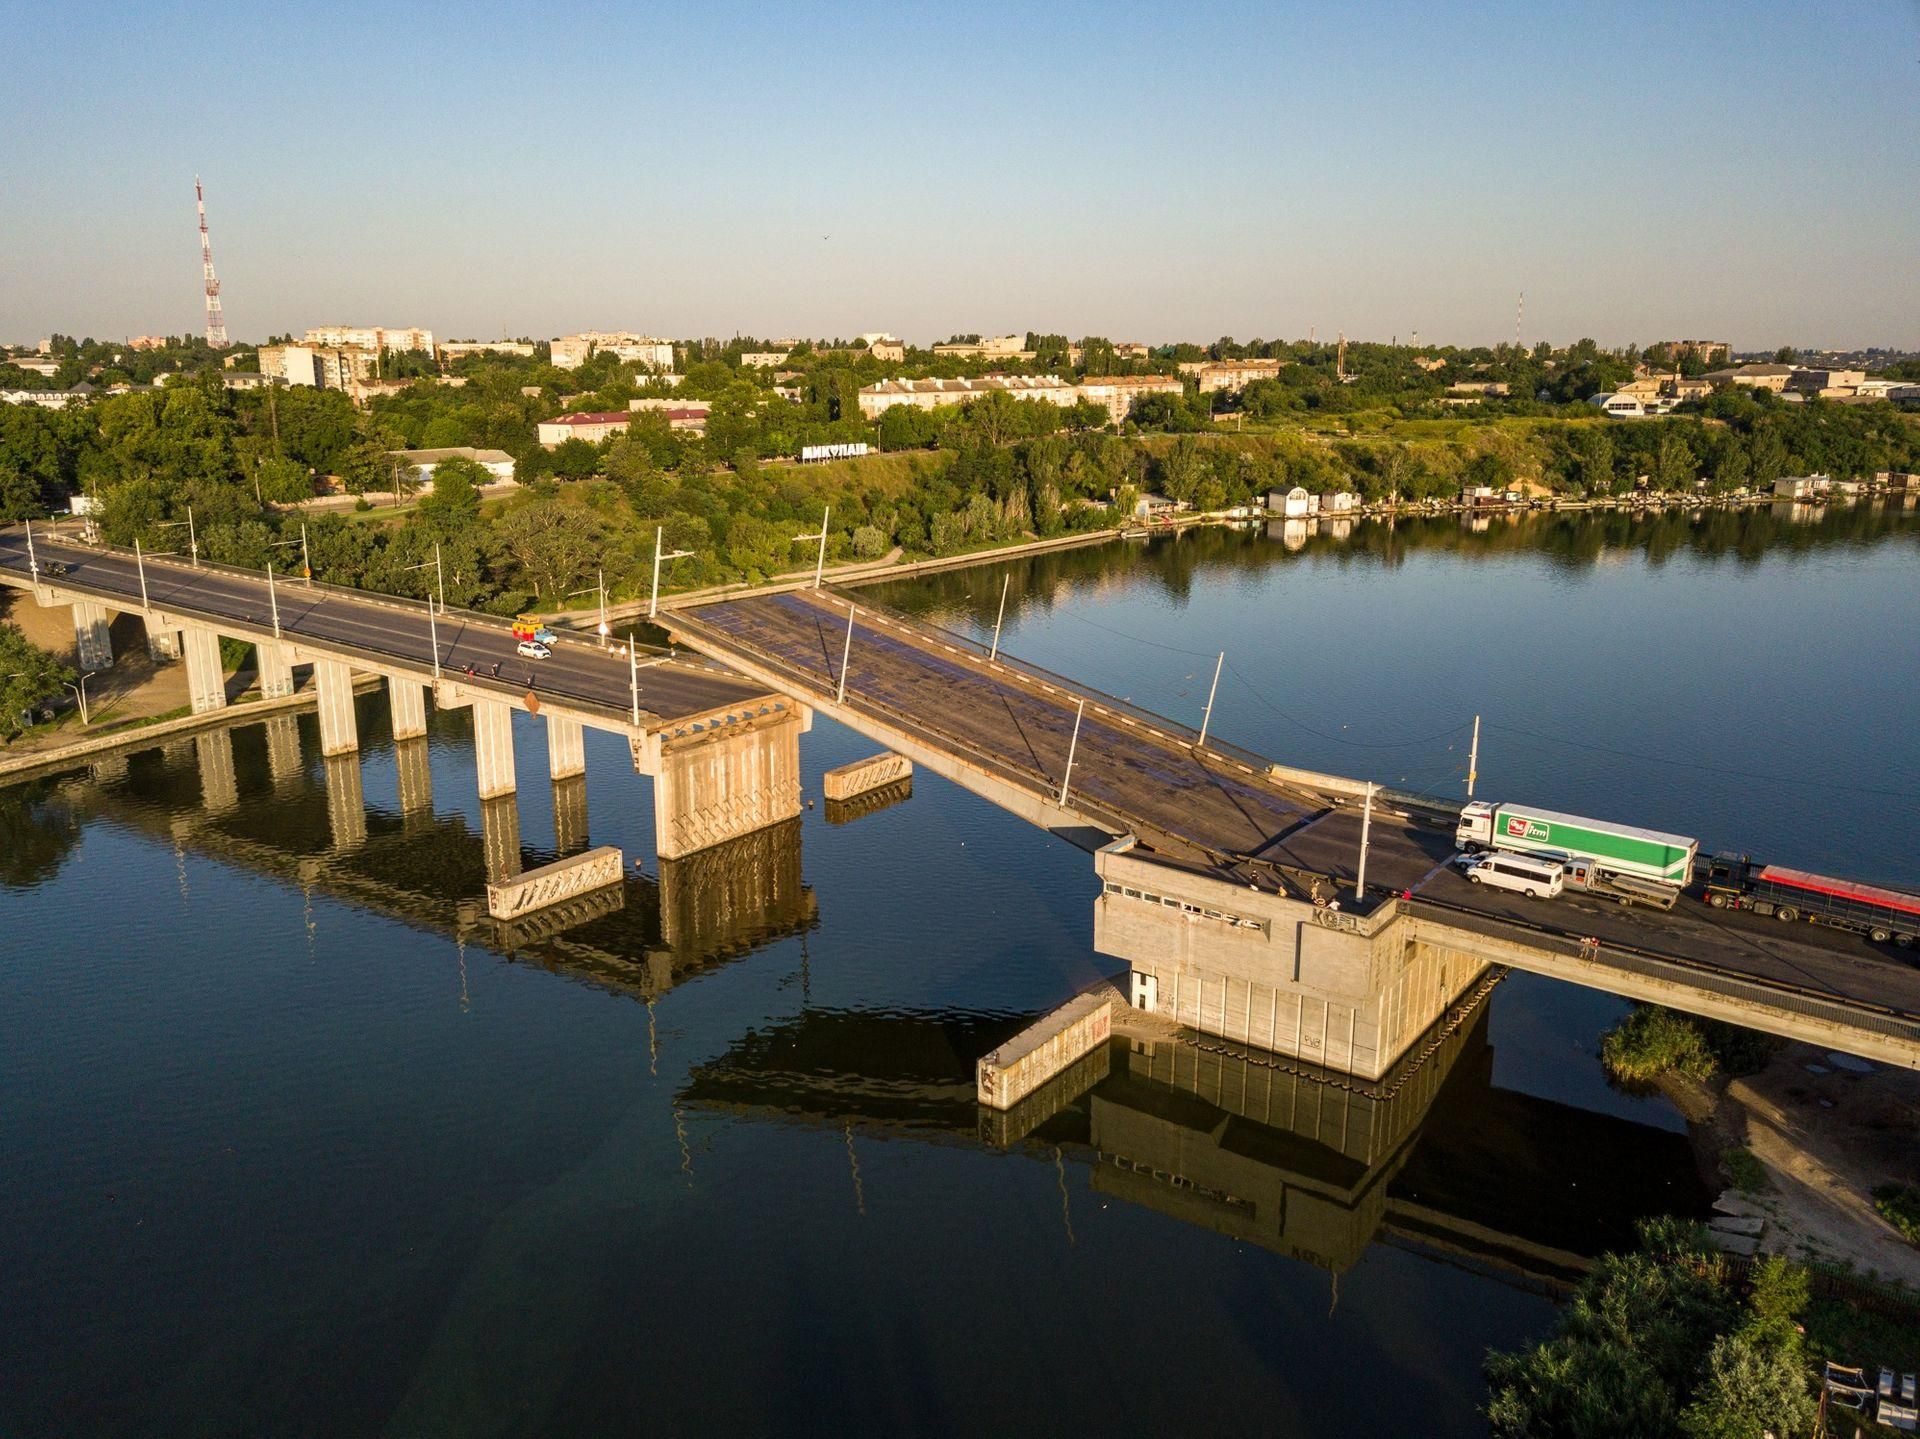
[1058,697,1086,807]
[433,541,445,613]
[989,573,1010,661]
[793,505,831,589]
[301,522,311,586]
[25,518,39,579]
[267,563,280,637]
[1467,714,1480,798]
[1355,782,1376,903]
[1197,650,1224,747]
[629,641,640,725]
[427,600,441,680]
[135,539,149,608]
[837,605,855,704]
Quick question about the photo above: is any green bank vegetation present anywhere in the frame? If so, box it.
[1601,1005,1779,1088]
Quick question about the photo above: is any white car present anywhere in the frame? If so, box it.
[516,639,551,660]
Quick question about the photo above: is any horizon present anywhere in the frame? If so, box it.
[5,1,1918,350]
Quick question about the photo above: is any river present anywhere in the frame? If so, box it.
[2,500,1914,1436]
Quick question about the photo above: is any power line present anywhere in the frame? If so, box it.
[1228,660,1475,750]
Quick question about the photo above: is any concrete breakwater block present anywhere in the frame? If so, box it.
[487,844,624,921]
[822,751,912,802]
[977,992,1113,1111]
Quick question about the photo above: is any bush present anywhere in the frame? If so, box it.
[1602,1005,1718,1085]
[1722,1146,1771,1194]
[1873,1183,1920,1245]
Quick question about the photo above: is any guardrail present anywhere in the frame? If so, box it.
[1407,895,1920,1044]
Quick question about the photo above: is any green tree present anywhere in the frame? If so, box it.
[414,456,486,534]
[0,623,75,737]
[494,499,602,598]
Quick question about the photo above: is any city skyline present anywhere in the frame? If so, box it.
[4,1,1918,349]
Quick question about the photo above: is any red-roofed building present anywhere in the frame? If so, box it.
[536,411,632,447]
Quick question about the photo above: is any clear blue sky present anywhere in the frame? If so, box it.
[4,0,1917,350]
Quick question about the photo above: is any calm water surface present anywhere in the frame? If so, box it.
[3,502,1915,1437]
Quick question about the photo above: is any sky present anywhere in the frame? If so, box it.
[3,0,1917,351]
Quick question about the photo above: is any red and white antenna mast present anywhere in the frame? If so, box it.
[196,175,229,349]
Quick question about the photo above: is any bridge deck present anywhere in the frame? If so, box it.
[674,587,1920,1029]
[0,529,769,729]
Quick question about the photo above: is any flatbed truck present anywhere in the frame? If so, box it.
[1703,855,1920,949]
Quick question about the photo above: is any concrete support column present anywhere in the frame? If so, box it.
[480,794,523,884]
[145,616,181,662]
[324,752,366,852]
[195,730,238,815]
[552,774,589,855]
[255,639,296,700]
[473,697,516,800]
[389,676,428,741]
[650,708,803,860]
[314,658,358,757]
[182,626,226,714]
[395,735,433,828]
[264,714,303,791]
[72,601,113,672]
[546,714,585,780]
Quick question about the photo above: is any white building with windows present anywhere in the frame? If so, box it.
[550,332,676,371]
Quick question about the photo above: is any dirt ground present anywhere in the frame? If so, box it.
[1664,1044,1920,1288]
[0,590,233,751]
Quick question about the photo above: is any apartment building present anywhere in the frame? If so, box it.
[1178,358,1285,392]
[536,411,632,447]
[550,332,677,371]
[930,334,1034,360]
[437,340,536,362]
[858,373,1076,419]
[303,326,434,353]
[258,344,379,389]
[1076,374,1183,424]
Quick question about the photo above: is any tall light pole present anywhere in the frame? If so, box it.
[158,509,198,569]
[64,671,96,726]
[794,505,830,589]
[1197,650,1224,748]
[1466,713,1481,799]
[567,570,612,649]
[629,641,640,725]
[836,605,856,705]
[1058,697,1086,808]
[650,526,692,619]
[989,573,1010,661]
[267,563,281,638]
[23,519,38,579]
[135,538,150,609]
[1354,782,1376,903]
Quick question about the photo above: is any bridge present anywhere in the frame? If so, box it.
[656,585,1920,1077]
[0,527,811,860]
[7,524,1917,1080]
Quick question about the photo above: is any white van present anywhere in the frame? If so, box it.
[1464,852,1564,899]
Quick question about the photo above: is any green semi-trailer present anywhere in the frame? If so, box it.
[1455,801,1698,888]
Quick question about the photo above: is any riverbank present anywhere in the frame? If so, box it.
[1658,1045,1920,1288]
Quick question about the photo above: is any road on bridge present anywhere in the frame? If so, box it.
[670,586,1920,1024]
[0,529,770,727]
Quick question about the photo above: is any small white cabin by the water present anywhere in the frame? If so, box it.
[1318,490,1359,514]
[1267,486,1318,518]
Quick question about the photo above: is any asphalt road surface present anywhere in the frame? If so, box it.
[0,529,770,726]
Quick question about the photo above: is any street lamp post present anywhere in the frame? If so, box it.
[157,509,198,568]
[567,569,613,649]
[793,506,830,590]
[267,564,281,638]
[1197,650,1225,748]
[989,573,1010,661]
[650,526,692,619]
[1058,697,1087,807]
[836,605,856,705]
[1355,782,1376,903]
[135,539,150,609]
[64,671,96,726]
[23,519,38,579]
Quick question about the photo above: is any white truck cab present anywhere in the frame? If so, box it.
[1456,800,1496,851]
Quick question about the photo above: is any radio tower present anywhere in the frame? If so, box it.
[196,176,229,349]
[1513,291,1524,352]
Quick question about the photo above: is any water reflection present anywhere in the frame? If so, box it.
[681,993,1708,1294]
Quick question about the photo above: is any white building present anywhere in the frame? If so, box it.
[550,332,676,371]
[1179,359,1285,392]
[1076,374,1183,424]
[931,334,1033,360]
[437,340,536,362]
[1268,487,1319,518]
[1,388,72,409]
[388,447,518,486]
[740,351,789,369]
[303,326,434,353]
[858,373,1076,419]
[259,344,378,390]
[536,411,632,447]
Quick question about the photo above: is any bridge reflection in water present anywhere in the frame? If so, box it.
[19,704,817,1006]
[681,996,1709,1292]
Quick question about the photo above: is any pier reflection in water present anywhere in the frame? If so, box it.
[682,989,1710,1293]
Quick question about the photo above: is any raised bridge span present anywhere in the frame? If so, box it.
[659,584,1920,1077]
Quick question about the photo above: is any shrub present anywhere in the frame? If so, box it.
[1873,1183,1920,1245]
[1602,1005,1717,1085]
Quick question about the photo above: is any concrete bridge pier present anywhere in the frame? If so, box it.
[546,714,585,780]
[314,659,357,756]
[182,626,226,714]
[195,730,239,815]
[480,793,523,884]
[389,676,428,741]
[255,640,296,700]
[71,600,113,672]
[395,736,434,830]
[635,703,806,861]
[144,616,180,663]
[324,752,367,853]
[264,714,304,791]
[473,698,516,800]
[552,773,589,855]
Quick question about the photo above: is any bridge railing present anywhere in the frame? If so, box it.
[1408,896,1920,1044]
[817,583,1288,785]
